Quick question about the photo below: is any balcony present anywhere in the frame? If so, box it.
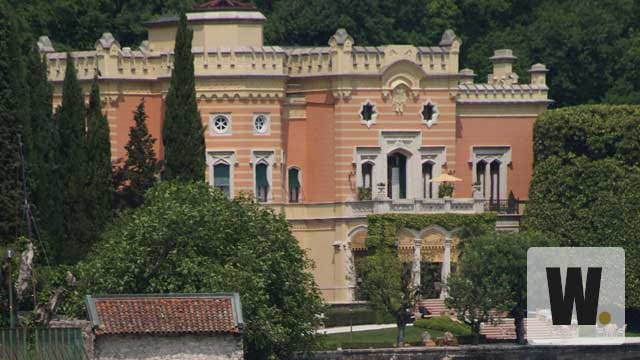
[267,197,486,221]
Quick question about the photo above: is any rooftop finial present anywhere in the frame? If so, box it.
[439,29,458,47]
[329,28,354,47]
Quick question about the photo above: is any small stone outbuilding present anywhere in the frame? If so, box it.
[86,293,244,360]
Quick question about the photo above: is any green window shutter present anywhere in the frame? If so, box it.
[289,169,300,188]
[214,164,230,186]
[256,164,269,187]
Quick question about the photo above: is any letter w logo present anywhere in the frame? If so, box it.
[546,267,602,325]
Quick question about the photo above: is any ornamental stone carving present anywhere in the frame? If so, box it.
[392,85,408,115]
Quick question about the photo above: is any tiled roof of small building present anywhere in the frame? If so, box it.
[86,293,243,336]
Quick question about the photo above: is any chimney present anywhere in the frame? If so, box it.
[489,49,517,85]
[528,63,549,87]
[459,68,475,85]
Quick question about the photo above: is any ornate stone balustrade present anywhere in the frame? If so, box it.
[268,198,484,221]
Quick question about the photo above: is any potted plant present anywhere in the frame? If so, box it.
[357,187,372,201]
[438,182,454,198]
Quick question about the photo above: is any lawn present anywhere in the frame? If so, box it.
[317,326,444,350]
[626,329,640,337]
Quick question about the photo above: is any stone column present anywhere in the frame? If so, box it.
[412,238,422,289]
[440,236,452,299]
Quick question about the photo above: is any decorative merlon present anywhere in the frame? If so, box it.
[37,36,55,53]
[96,33,119,50]
[329,28,354,47]
[439,29,459,47]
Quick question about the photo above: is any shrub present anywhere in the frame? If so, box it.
[357,187,372,201]
[323,304,394,327]
[438,182,454,197]
[414,316,471,336]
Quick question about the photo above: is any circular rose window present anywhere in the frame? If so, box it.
[213,115,230,134]
[254,115,268,134]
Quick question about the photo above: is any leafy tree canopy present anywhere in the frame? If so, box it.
[61,181,324,359]
[445,231,553,344]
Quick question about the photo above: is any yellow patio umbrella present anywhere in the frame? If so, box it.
[430,173,462,182]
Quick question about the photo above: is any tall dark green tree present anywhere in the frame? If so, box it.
[0,2,27,245]
[27,44,63,256]
[86,77,113,233]
[114,100,159,209]
[57,54,91,263]
[162,13,205,181]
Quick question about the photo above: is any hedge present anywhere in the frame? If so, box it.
[414,316,471,336]
[533,104,640,165]
[524,105,640,308]
[322,304,395,327]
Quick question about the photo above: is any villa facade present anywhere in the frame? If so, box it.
[39,0,550,303]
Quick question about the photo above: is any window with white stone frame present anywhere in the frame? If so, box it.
[251,150,275,203]
[359,100,378,128]
[422,161,435,199]
[420,101,439,128]
[210,114,232,135]
[207,151,236,198]
[253,113,270,135]
[470,146,511,205]
[354,147,381,200]
[420,146,446,199]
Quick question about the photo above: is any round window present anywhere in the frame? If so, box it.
[213,115,230,134]
[254,115,268,134]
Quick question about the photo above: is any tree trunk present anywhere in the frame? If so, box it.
[396,318,406,347]
[472,321,481,345]
[514,310,526,345]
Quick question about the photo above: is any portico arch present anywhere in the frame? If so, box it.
[347,225,369,301]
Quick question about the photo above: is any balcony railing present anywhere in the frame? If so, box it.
[484,199,520,214]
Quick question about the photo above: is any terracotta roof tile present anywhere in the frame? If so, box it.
[86,294,243,336]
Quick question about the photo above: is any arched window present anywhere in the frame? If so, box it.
[360,162,373,200]
[490,160,501,204]
[255,162,269,203]
[476,160,487,198]
[288,168,300,203]
[422,162,434,199]
[349,229,368,301]
[387,152,407,199]
[214,163,231,198]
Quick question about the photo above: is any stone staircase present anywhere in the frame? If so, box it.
[417,298,450,317]
[416,299,561,341]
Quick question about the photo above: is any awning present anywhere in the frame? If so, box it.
[431,173,462,182]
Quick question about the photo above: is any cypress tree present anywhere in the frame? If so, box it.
[0,3,26,244]
[115,100,159,209]
[162,13,205,181]
[28,44,63,257]
[86,76,113,232]
[58,54,91,263]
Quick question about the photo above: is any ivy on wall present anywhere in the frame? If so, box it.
[365,213,497,253]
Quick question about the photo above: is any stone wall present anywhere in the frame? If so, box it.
[94,333,243,360]
[303,343,640,360]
